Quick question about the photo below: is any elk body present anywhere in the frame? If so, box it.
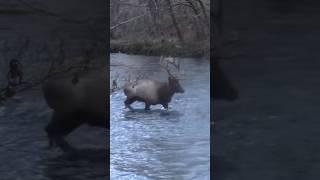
[123,76,184,111]
[42,69,107,151]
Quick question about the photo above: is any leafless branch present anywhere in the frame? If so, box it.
[160,56,185,79]
[110,13,147,31]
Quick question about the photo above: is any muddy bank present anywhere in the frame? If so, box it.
[110,39,209,58]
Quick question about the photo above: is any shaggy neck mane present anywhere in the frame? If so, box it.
[157,82,175,102]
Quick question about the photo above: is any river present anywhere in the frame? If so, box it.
[110,53,210,179]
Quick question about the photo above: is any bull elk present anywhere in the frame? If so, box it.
[42,68,107,152]
[123,56,184,111]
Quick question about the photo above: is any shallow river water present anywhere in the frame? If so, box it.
[110,53,210,180]
[0,88,106,180]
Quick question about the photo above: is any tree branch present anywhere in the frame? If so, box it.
[110,14,146,31]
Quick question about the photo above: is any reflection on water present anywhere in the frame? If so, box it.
[110,53,210,179]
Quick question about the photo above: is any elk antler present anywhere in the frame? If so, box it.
[160,56,173,77]
[166,56,180,71]
[159,56,183,79]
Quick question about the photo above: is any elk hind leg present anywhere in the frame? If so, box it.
[145,103,151,111]
[45,111,82,152]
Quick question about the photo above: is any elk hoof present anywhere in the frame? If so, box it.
[125,105,134,111]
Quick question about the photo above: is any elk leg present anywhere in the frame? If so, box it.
[124,97,136,110]
[45,111,82,152]
[162,103,169,110]
[145,103,151,111]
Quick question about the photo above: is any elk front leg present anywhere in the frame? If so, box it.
[162,103,169,111]
[145,103,151,111]
[45,112,81,152]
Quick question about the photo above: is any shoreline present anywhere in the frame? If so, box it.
[110,39,209,58]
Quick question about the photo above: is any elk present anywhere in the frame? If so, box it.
[123,57,184,111]
[42,68,107,152]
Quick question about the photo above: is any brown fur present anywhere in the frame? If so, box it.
[123,76,184,111]
[42,69,107,151]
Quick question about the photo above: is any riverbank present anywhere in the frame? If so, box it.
[110,39,209,58]
[0,55,107,107]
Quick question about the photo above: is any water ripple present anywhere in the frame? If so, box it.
[111,54,210,179]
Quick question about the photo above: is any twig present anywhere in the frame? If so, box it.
[110,14,146,31]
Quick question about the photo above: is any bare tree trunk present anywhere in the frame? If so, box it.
[185,0,205,40]
[195,0,209,27]
[213,0,223,59]
[165,0,184,45]
[148,0,163,38]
